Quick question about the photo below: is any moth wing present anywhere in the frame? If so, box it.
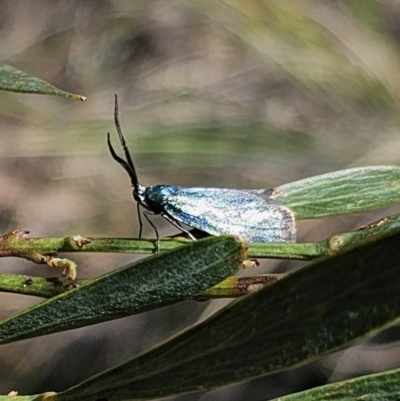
[161,188,296,243]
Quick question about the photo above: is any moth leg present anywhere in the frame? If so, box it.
[137,203,144,239]
[143,210,160,251]
[161,212,197,241]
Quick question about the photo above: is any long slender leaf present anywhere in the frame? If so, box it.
[0,396,40,401]
[0,236,245,344]
[54,229,400,401]
[270,367,400,401]
[271,166,400,219]
[0,63,86,101]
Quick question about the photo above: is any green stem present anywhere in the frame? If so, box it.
[0,212,399,282]
[0,273,285,299]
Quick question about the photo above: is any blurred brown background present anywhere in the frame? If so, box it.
[1,0,400,399]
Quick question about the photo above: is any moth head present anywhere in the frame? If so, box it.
[133,184,146,204]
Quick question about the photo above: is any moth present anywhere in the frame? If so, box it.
[107,96,296,244]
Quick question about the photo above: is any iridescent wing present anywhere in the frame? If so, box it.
[146,186,296,243]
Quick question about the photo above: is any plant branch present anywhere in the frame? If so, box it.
[0,273,284,299]
[1,212,399,281]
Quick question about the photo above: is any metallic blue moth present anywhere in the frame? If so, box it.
[107,96,296,244]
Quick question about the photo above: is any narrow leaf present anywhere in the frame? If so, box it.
[0,63,86,101]
[55,229,400,401]
[270,367,400,401]
[0,236,245,344]
[0,396,41,401]
[271,166,400,219]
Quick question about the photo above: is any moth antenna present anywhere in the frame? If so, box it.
[108,95,140,188]
[107,133,134,175]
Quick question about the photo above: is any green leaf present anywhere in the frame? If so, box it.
[269,367,400,401]
[0,236,245,344]
[272,166,400,219]
[0,63,86,101]
[55,229,400,401]
[0,396,42,401]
